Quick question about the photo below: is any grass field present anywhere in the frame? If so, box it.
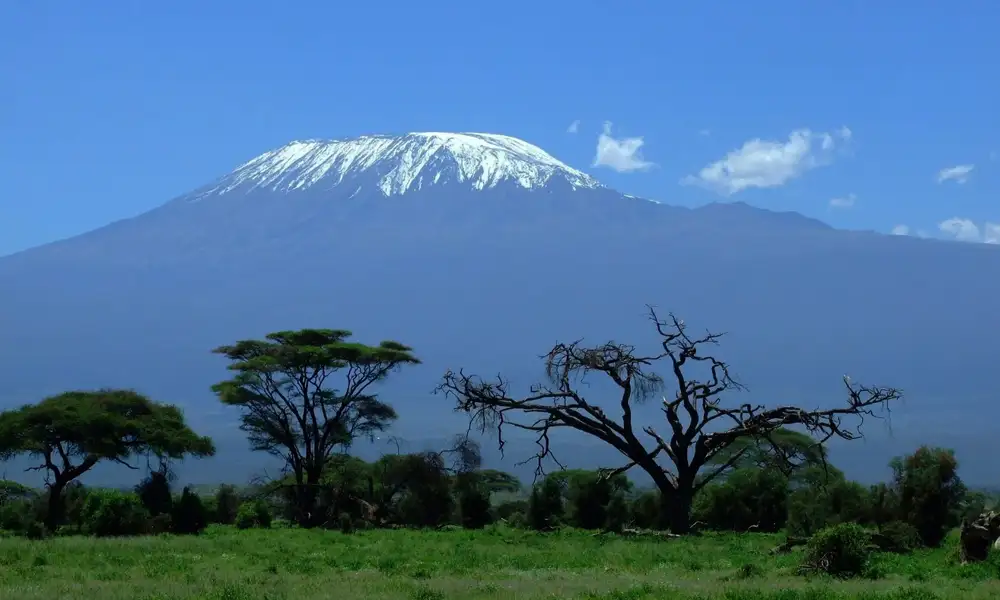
[0,525,997,600]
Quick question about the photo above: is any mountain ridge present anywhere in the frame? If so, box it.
[2,132,998,486]
[178,132,602,204]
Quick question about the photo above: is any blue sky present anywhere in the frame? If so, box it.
[1,1,997,256]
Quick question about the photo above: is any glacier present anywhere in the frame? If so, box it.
[183,132,602,202]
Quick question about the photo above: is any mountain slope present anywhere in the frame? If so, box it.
[1,132,997,485]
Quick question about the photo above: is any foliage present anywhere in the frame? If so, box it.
[0,389,214,529]
[439,306,902,534]
[213,484,241,525]
[212,329,419,527]
[455,473,493,529]
[136,470,174,517]
[802,522,873,578]
[786,466,869,537]
[877,520,922,554]
[80,489,150,537]
[527,476,564,531]
[694,467,789,532]
[559,469,631,530]
[604,493,629,532]
[628,490,661,529]
[235,499,273,530]
[891,446,966,548]
[172,486,208,535]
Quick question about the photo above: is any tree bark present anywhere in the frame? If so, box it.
[660,488,694,534]
[45,480,67,532]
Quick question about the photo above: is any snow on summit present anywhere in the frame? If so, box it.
[198,132,602,198]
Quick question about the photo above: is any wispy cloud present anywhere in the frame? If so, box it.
[938,217,1000,244]
[829,193,856,209]
[567,120,580,134]
[592,122,654,173]
[699,129,711,137]
[890,225,911,236]
[936,164,974,184]
[681,127,852,195]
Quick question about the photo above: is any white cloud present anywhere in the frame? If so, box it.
[829,193,856,209]
[984,223,1000,244]
[592,122,654,173]
[699,129,711,137]
[567,120,580,134]
[937,217,1000,243]
[936,164,974,184]
[890,225,910,236]
[681,127,852,195]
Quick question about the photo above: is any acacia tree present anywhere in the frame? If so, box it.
[437,306,902,534]
[211,329,420,527]
[0,389,215,530]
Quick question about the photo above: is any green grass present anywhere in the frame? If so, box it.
[0,525,997,599]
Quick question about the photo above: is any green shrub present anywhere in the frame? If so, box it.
[148,513,173,534]
[213,484,241,525]
[801,522,873,578]
[604,494,628,533]
[493,500,527,522]
[876,520,922,554]
[338,512,355,534]
[81,489,150,537]
[235,499,272,529]
[25,521,48,540]
[0,499,35,533]
[135,471,173,517]
[458,486,493,530]
[171,487,208,535]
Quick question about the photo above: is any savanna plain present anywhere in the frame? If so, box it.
[2,525,997,600]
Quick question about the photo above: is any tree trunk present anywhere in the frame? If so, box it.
[45,480,67,532]
[662,489,694,534]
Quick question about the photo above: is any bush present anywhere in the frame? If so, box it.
[171,487,208,535]
[0,499,35,533]
[694,468,789,533]
[801,522,873,578]
[81,489,150,537]
[235,499,272,529]
[876,520,922,554]
[135,471,173,517]
[338,512,355,534]
[493,500,527,522]
[527,477,563,531]
[148,513,173,534]
[891,446,966,548]
[213,484,241,525]
[604,494,629,533]
[25,521,48,540]
[458,486,493,529]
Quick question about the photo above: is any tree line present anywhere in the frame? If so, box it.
[0,306,984,555]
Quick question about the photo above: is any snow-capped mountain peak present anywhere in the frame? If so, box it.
[194,132,602,199]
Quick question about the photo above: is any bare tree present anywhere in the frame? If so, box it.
[436,306,901,534]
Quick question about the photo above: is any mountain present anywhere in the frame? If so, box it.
[2,132,998,486]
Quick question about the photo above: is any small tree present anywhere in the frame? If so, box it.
[527,476,564,531]
[213,484,241,525]
[891,446,965,547]
[172,486,208,535]
[0,389,215,530]
[136,468,174,517]
[212,329,419,527]
[438,306,902,533]
[455,472,493,529]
